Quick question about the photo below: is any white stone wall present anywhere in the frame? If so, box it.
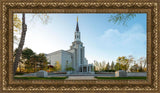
[84,58,88,65]
[61,51,72,72]
[127,72,147,77]
[46,40,92,73]
[47,50,62,66]
[47,50,73,72]
[67,49,76,70]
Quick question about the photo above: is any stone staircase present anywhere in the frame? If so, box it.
[66,76,97,80]
[68,72,95,76]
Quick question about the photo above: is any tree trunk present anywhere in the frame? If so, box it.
[13,13,27,75]
[34,62,36,72]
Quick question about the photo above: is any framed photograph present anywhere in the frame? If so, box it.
[0,0,160,93]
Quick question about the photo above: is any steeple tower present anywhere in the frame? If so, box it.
[76,16,79,32]
[74,16,81,41]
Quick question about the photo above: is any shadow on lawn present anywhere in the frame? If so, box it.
[14,77,68,80]
[95,77,147,80]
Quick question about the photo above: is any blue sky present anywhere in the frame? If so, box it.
[14,13,147,64]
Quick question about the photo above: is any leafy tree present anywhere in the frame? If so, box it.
[16,58,25,73]
[14,48,33,73]
[25,53,49,72]
[55,61,61,71]
[22,47,35,60]
[17,48,36,73]
[16,48,49,73]
[93,60,106,72]
[13,13,50,75]
[108,13,136,26]
[13,14,22,44]
[99,61,106,71]
[13,14,22,32]
[143,58,147,69]
[128,55,135,71]
[143,67,147,72]
[138,66,144,72]
[29,55,39,72]
[116,56,129,71]
[130,64,139,72]
[48,65,54,72]
[138,57,147,69]
[24,60,33,73]
[93,60,100,71]
[115,63,121,71]
[37,53,49,70]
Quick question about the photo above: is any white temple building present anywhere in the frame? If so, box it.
[46,17,94,74]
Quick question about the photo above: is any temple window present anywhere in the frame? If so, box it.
[66,60,68,64]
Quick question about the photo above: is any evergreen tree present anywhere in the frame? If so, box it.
[37,53,49,70]
[105,62,110,71]
[111,61,115,70]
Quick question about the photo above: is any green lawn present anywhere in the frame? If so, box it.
[95,77,146,80]
[14,77,68,80]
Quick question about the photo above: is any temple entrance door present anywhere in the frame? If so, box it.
[83,67,87,72]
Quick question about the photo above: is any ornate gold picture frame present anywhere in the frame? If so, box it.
[0,0,159,92]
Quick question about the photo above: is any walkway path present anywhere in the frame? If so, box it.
[66,76,96,80]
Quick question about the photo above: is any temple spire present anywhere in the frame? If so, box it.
[74,16,80,41]
[76,16,79,32]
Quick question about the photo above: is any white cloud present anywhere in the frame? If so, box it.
[98,24,146,60]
